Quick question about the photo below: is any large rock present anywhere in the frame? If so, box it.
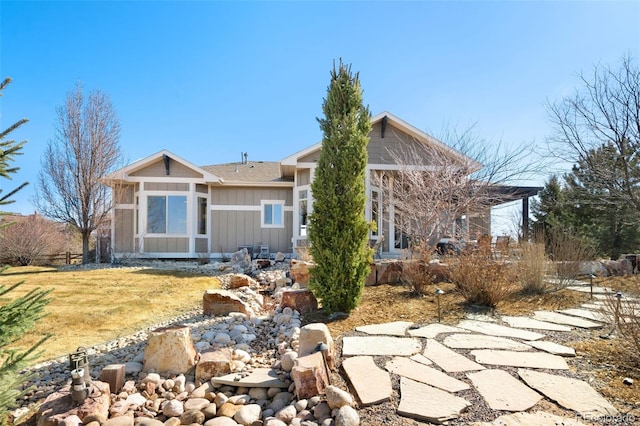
[231,248,251,273]
[229,274,257,289]
[196,348,233,382]
[289,259,312,286]
[291,352,330,399]
[143,325,198,376]
[376,261,403,284]
[203,289,255,318]
[298,323,335,369]
[280,289,318,314]
[36,382,110,426]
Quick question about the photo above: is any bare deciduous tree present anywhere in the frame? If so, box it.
[0,213,77,266]
[37,83,122,264]
[373,125,542,249]
[548,55,640,215]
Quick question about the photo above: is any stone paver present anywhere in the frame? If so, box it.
[409,354,433,366]
[342,356,392,406]
[518,369,618,418]
[341,336,422,356]
[525,340,576,357]
[457,320,545,341]
[472,411,589,425]
[467,369,542,411]
[443,334,532,351]
[397,377,471,424]
[501,316,572,332]
[470,350,569,370]
[533,311,603,329]
[424,339,485,372]
[212,368,288,388]
[355,321,413,336]
[407,323,468,338]
[465,313,498,322]
[385,356,469,392]
[557,308,607,322]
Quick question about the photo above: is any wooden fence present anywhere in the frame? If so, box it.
[36,252,83,265]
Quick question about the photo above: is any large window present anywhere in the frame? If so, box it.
[261,200,284,228]
[147,195,187,234]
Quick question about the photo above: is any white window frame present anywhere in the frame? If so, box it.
[146,194,188,235]
[261,200,285,228]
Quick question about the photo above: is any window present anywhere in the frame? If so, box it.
[299,189,308,236]
[197,197,207,235]
[147,195,187,234]
[371,188,380,237]
[261,200,284,228]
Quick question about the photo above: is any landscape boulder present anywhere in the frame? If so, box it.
[231,248,251,273]
[280,289,318,314]
[291,352,330,399]
[196,348,233,382]
[203,289,255,318]
[143,325,197,376]
[376,261,403,284]
[289,259,312,287]
[298,323,335,370]
[229,274,256,289]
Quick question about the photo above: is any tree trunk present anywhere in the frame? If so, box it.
[82,231,91,264]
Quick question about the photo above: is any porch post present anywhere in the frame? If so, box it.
[522,196,529,241]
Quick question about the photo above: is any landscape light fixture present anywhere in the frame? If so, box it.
[435,288,445,323]
[615,292,624,329]
[70,368,89,404]
[315,341,332,385]
[589,274,596,299]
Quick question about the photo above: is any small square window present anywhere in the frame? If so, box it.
[261,201,284,228]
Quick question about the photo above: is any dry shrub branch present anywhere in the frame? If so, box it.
[448,251,512,308]
[514,241,549,294]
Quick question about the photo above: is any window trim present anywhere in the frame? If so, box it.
[261,200,285,228]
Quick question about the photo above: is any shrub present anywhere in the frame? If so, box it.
[515,241,549,294]
[448,251,512,308]
[0,214,76,266]
[547,227,596,288]
[401,244,450,295]
[602,289,640,364]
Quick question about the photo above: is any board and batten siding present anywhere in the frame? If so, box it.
[114,209,135,253]
[367,121,436,165]
[129,158,204,178]
[297,169,311,186]
[210,186,293,254]
[144,237,189,253]
[297,122,435,167]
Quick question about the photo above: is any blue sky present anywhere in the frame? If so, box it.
[1,1,639,233]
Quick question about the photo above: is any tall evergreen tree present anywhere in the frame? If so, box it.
[0,78,51,425]
[308,60,372,314]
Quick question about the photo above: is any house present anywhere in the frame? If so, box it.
[103,112,540,260]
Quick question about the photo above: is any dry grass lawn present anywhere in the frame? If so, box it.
[0,266,221,363]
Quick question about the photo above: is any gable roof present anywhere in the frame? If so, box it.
[281,111,483,173]
[103,149,223,184]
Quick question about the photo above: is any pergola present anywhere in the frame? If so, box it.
[488,185,543,239]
